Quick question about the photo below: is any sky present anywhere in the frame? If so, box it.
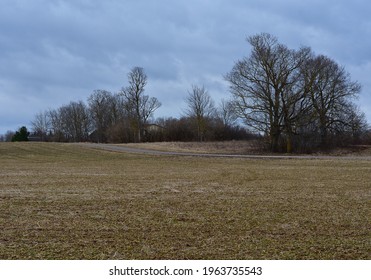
[1,0,370,134]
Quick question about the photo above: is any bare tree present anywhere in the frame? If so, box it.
[278,47,312,153]
[302,54,361,148]
[48,108,65,141]
[51,101,91,142]
[226,33,310,152]
[218,99,237,127]
[226,33,364,152]
[185,85,216,141]
[4,131,15,142]
[88,90,116,143]
[31,111,51,141]
[121,67,161,142]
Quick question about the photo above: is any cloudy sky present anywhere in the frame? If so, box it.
[1,0,370,134]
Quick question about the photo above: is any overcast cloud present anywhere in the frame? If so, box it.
[0,0,370,134]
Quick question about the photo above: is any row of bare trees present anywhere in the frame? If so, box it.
[226,33,368,152]
[30,67,161,143]
[29,67,253,143]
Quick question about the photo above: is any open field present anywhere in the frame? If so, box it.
[0,142,370,259]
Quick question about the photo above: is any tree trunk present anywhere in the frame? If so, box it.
[286,133,293,153]
[270,126,281,152]
[319,116,328,149]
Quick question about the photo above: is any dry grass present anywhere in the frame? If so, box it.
[121,140,263,154]
[120,141,371,156]
[0,142,370,260]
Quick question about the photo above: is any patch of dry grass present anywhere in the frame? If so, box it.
[120,141,371,157]
[0,142,370,259]
[120,140,263,154]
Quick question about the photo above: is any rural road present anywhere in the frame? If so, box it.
[81,143,371,160]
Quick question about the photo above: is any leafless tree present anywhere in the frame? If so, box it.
[185,85,216,141]
[4,131,15,142]
[218,99,237,127]
[121,67,161,142]
[88,90,118,143]
[49,101,91,142]
[226,33,311,152]
[302,54,361,148]
[226,33,364,152]
[31,110,51,141]
[48,108,65,141]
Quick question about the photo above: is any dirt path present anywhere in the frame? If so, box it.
[81,143,371,160]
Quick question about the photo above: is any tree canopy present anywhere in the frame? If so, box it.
[225,33,364,152]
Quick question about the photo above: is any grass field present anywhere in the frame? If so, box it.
[0,142,370,259]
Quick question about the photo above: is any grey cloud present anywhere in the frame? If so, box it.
[0,0,370,134]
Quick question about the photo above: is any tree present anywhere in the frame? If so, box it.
[4,131,15,142]
[11,126,29,142]
[185,85,216,141]
[88,90,117,143]
[333,102,368,145]
[226,33,310,152]
[65,101,92,142]
[49,101,92,142]
[226,33,363,152]
[48,108,65,141]
[218,99,237,128]
[121,67,161,142]
[302,54,361,148]
[31,111,51,141]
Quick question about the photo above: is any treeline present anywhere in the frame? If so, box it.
[28,95,252,143]
[26,67,254,143]
[3,33,370,152]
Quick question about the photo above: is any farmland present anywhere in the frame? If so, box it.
[0,142,370,259]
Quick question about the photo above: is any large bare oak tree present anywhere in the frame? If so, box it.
[226,33,362,152]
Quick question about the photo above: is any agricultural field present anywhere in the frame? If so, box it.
[0,142,370,259]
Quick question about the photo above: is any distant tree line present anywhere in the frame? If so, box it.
[3,34,370,152]
[24,66,254,144]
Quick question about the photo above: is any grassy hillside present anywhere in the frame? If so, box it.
[0,142,370,259]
